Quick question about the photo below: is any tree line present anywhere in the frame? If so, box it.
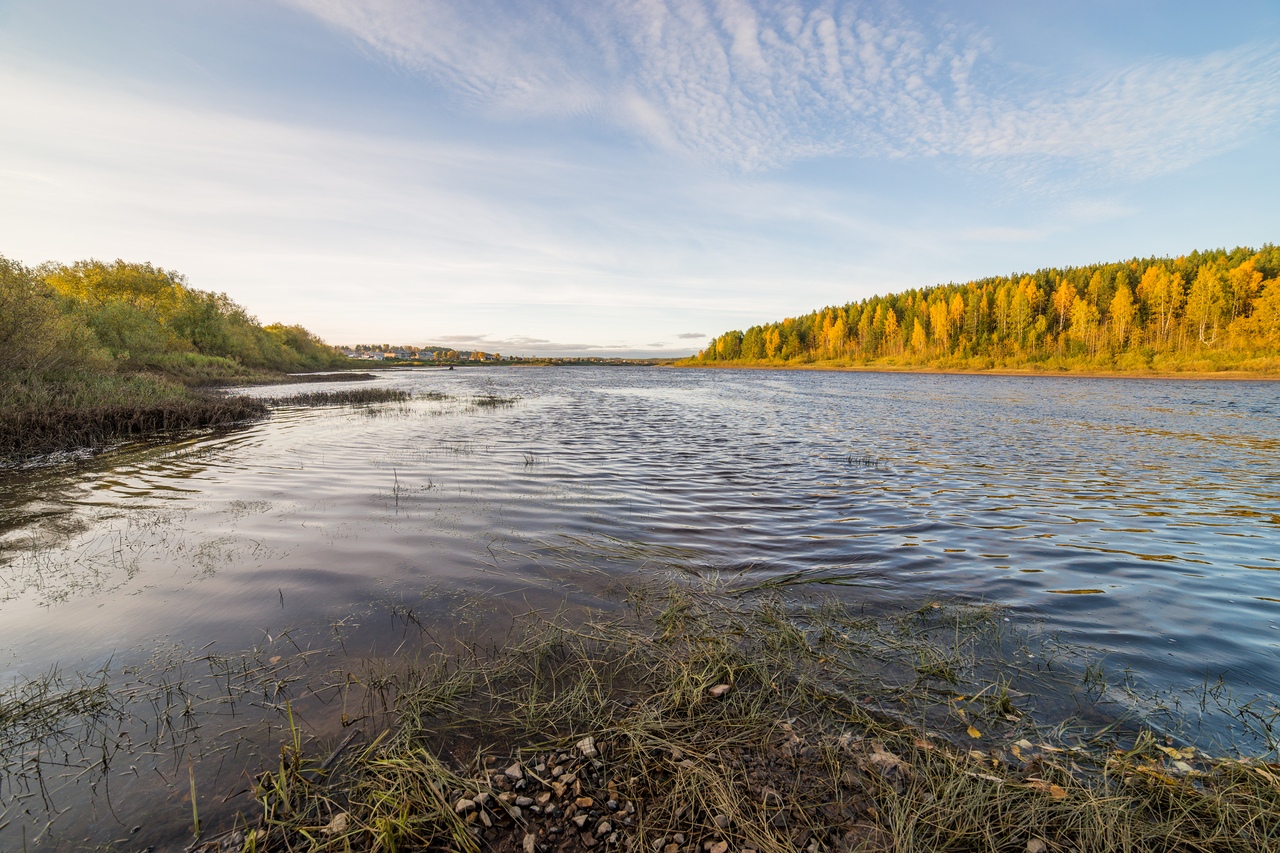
[692,246,1280,373]
[1,255,345,384]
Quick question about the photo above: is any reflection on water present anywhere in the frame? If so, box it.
[1,367,1279,846]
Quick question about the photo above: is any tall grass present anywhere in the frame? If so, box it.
[0,371,266,463]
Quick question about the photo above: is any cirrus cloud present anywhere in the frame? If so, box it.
[283,0,1280,180]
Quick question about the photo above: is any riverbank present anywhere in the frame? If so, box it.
[195,584,1279,853]
[0,368,391,464]
[673,358,1280,382]
[0,372,268,463]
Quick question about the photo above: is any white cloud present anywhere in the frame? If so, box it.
[283,0,1280,179]
[0,62,895,347]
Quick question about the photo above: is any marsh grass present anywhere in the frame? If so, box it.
[0,374,268,463]
[471,393,520,410]
[281,372,378,383]
[266,388,412,407]
[207,584,1280,852]
[0,636,326,847]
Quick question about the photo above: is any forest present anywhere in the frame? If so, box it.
[1,254,346,459]
[1,255,344,382]
[690,246,1280,374]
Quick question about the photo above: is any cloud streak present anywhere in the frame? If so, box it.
[284,0,1280,179]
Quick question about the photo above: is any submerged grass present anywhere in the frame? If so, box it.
[198,584,1280,853]
[266,388,412,407]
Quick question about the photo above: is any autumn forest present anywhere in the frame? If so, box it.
[691,246,1280,374]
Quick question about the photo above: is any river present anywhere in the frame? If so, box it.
[1,366,1278,849]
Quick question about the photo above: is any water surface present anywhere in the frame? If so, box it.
[2,366,1278,847]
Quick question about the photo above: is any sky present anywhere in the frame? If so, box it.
[1,1,1278,357]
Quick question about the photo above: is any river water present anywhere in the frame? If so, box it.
[2,366,1278,848]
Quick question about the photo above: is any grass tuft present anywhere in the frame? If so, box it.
[201,584,1280,852]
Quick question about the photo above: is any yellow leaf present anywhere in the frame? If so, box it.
[1026,779,1067,799]
[967,725,981,739]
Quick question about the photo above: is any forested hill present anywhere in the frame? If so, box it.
[690,246,1280,374]
[2,256,345,382]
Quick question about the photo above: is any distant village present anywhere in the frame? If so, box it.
[341,344,505,362]
[339,344,667,366]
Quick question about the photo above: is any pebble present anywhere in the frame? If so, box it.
[596,820,613,837]
[506,763,525,781]
[515,796,534,807]
[713,814,729,829]
[523,833,537,853]
[577,736,600,759]
[708,684,732,699]
[454,798,476,814]
[573,815,591,829]
[710,842,729,853]
[576,796,595,808]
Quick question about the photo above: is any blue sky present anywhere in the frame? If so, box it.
[1,1,1278,356]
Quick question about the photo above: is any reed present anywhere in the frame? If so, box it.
[0,390,267,463]
[265,388,411,407]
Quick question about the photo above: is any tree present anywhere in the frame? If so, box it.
[43,259,186,309]
[929,297,950,350]
[1228,259,1263,321]
[1109,284,1136,350]
[1051,279,1077,336]
[1069,298,1100,354]
[1137,266,1184,345]
[910,318,928,354]
[882,308,901,355]
[1242,278,1280,347]
[1185,262,1227,344]
[0,256,110,374]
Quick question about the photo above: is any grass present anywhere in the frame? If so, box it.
[193,583,1280,852]
[0,371,268,464]
[265,388,412,407]
[471,393,520,409]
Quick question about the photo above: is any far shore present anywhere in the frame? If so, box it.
[670,360,1280,382]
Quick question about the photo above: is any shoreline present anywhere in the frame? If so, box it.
[189,583,1280,853]
[669,360,1280,382]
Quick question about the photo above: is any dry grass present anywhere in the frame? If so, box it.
[198,585,1280,853]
